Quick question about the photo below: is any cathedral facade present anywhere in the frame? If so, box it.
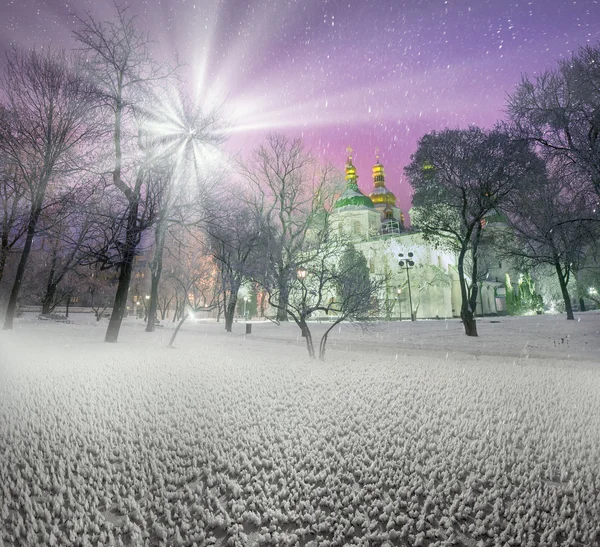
[331,150,464,319]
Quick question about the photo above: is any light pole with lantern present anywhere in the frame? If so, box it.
[398,252,416,321]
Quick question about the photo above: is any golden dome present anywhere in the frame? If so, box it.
[345,161,357,182]
[345,145,358,182]
[369,151,397,207]
[369,188,397,207]
[372,163,384,176]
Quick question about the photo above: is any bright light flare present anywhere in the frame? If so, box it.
[137,87,227,184]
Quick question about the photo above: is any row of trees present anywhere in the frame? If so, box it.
[0,6,227,345]
[2,3,599,348]
[405,42,600,336]
[0,5,380,358]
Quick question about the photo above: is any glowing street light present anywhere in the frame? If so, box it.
[398,252,416,321]
[297,266,307,280]
[589,287,598,296]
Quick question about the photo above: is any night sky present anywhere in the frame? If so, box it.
[1,0,599,212]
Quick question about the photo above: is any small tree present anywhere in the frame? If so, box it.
[206,199,264,333]
[505,273,519,315]
[394,264,452,318]
[262,213,382,360]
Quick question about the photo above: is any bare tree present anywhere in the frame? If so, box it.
[87,271,115,321]
[162,228,221,347]
[206,194,264,332]
[74,6,179,342]
[0,129,28,287]
[268,226,382,359]
[241,133,341,321]
[119,82,226,332]
[500,169,594,320]
[507,43,600,200]
[0,48,96,329]
[405,126,542,336]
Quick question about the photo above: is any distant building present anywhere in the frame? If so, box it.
[331,149,465,319]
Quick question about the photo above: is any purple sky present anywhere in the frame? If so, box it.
[2,0,599,213]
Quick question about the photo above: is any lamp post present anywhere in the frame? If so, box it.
[398,252,416,321]
[297,266,307,280]
[243,296,250,319]
[397,287,402,321]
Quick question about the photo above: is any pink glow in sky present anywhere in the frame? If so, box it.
[2,0,599,213]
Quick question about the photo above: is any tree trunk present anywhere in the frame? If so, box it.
[461,308,478,336]
[0,244,9,288]
[65,296,71,318]
[168,312,188,348]
[105,244,136,342]
[555,261,574,320]
[41,253,59,314]
[276,279,289,321]
[457,246,478,337]
[304,325,315,358]
[172,297,179,322]
[3,202,43,330]
[146,218,167,332]
[41,284,58,315]
[105,202,140,342]
[224,297,237,332]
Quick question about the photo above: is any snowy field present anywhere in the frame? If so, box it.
[1,313,600,546]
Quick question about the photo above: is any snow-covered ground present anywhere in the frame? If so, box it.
[1,312,599,546]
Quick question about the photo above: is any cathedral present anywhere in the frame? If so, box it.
[330,149,493,320]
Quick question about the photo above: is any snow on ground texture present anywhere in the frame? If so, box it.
[1,314,600,547]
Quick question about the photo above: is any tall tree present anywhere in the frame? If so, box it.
[0,48,96,329]
[500,169,594,320]
[74,6,178,342]
[206,194,264,333]
[507,43,600,200]
[0,136,28,286]
[405,126,542,336]
[139,89,224,332]
[241,133,340,322]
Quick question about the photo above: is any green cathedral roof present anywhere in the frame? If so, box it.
[334,182,375,210]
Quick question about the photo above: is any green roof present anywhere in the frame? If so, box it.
[334,182,375,209]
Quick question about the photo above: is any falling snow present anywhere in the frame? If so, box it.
[0,0,598,207]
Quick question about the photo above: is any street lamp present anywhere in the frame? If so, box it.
[398,252,416,321]
[297,266,307,280]
[243,296,250,318]
[397,287,402,321]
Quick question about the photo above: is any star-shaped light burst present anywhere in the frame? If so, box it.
[137,86,227,186]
